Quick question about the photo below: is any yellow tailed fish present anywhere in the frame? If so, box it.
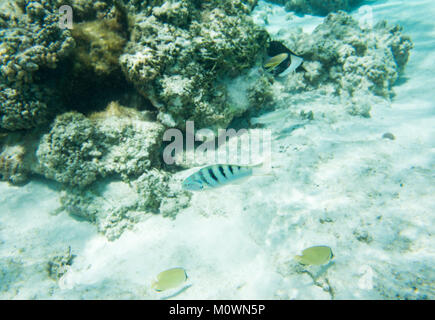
[265,40,304,76]
[152,267,188,292]
[277,53,303,77]
[182,163,265,191]
[264,53,289,72]
[294,246,334,266]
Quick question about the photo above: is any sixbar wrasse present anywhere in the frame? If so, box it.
[182,163,263,191]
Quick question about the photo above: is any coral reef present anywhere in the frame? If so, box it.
[120,0,269,130]
[60,170,191,240]
[70,16,126,77]
[56,0,120,22]
[0,132,39,185]
[0,0,75,131]
[0,143,29,186]
[35,103,165,187]
[0,0,132,131]
[274,11,413,117]
[60,0,132,113]
[267,0,364,16]
[35,112,102,187]
[33,102,190,240]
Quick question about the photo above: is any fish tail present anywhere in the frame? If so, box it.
[251,161,276,177]
[151,280,158,290]
[294,255,309,265]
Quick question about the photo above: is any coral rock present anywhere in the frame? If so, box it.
[268,0,364,16]
[0,0,75,131]
[120,0,268,130]
[35,105,165,187]
[278,11,413,116]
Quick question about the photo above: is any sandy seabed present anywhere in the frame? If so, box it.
[0,0,434,299]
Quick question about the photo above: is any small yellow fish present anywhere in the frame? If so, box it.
[152,267,188,292]
[294,246,334,266]
[264,53,289,72]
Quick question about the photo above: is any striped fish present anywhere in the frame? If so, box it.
[182,164,261,191]
[277,53,303,77]
[264,40,304,77]
[264,53,289,72]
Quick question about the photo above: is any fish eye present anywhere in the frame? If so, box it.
[182,179,204,191]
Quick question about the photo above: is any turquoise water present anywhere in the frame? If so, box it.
[0,0,434,299]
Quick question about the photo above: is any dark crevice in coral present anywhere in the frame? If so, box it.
[55,62,134,114]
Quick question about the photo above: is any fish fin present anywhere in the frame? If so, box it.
[251,162,278,177]
[278,54,303,77]
[296,64,306,73]
[287,49,302,58]
[151,281,159,291]
[231,176,250,185]
[250,108,291,125]
[294,255,302,262]
[294,255,308,265]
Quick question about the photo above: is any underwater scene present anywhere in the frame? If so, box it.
[0,0,434,300]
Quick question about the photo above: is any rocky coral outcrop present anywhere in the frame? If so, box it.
[0,0,133,131]
[70,14,127,77]
[35,104,165,187]
[47,247,76,280]
[59,0,132,113]
[267,0,363,16]
[33,103,190,240]
[59,170,191,240]
[274,11,413,117]
[0,132,39,185]
[0,142,29,185]
[120,0,269,130]
[0,0,75,131]
[35,112,102,187]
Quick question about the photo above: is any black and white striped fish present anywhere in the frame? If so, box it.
[264,40,304,77]
[182,164,262,191]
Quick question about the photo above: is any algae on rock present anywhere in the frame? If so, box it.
[59,0,132,113]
